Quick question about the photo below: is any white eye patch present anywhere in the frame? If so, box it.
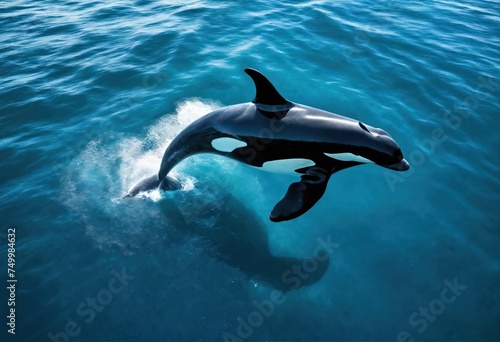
[211,137,247,152]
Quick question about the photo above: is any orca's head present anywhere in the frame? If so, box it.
[357,122,410,171]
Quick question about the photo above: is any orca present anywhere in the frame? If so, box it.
[124,68,410,222]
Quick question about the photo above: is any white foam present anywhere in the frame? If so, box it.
[176,99,218,127]
[59,98,275,253]
[117,98,221,197]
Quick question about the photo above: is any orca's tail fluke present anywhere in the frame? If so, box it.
[123,174,182,198]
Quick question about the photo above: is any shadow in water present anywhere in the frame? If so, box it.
[157,190,330,292]
[60,136,330,292]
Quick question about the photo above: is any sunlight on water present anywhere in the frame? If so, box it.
[1,0,498,340]
[59,97,272,260]
[60,99,222,250]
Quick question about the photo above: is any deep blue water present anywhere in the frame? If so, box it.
[1,0,499,341]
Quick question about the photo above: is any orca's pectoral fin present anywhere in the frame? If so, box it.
[270,167,331,222]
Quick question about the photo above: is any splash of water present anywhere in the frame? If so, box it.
[59,97,276,256]
[119,98,221,199]
[60,99,227,252]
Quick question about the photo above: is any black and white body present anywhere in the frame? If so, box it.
[125,68,410,222]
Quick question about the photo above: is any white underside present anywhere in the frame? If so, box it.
[211,138,373,173]
[325,152,373,164]
[261,158,316,174]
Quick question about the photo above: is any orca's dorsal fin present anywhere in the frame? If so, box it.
[244,69,294,118]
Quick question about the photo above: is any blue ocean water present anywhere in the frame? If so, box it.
[1,0,499,341]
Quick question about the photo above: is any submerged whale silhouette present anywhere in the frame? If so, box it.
[159,190,330,292]
[125,68,409,222]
